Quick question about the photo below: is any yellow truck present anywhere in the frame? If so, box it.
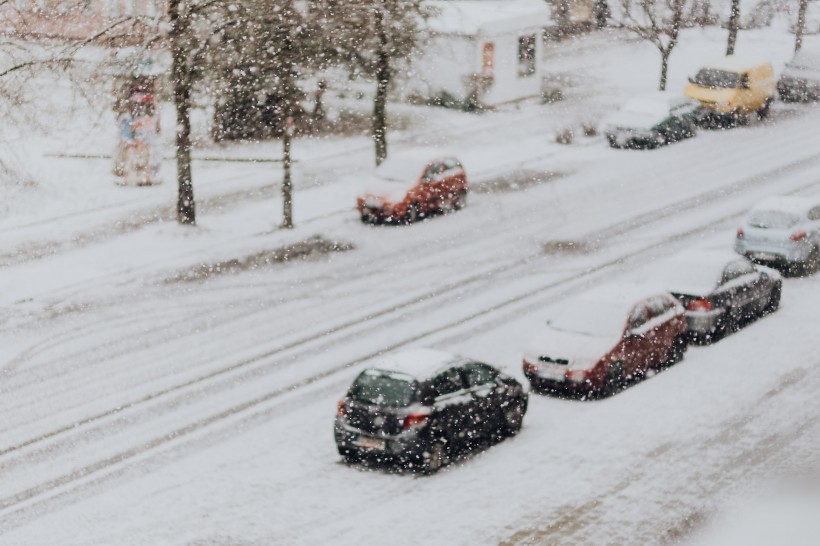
[685,57,775,124]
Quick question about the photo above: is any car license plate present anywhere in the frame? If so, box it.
[536,366,566,381]
[355,436,386,451]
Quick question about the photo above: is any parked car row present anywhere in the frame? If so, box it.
[605,46,820,150]
[336,193,819,474]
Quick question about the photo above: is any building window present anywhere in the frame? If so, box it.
[481,42,495,79]
[517,34,536,78]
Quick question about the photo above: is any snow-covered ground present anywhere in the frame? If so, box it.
[1,24,820,546]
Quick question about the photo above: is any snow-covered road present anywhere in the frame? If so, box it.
[2,94,820,545]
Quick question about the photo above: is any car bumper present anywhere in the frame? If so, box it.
[735,240,812,265]
[685,308,725,335]
[334,420,425,461]
[523,370,594,395]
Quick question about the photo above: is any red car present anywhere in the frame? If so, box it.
[523,284,688,397]
[356,151,468,224]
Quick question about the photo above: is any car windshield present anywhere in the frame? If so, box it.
[348,369,417,407]
[693,68,740,89]
[550,300,626,337]
[748,210,801,229]
[375,158,423,183]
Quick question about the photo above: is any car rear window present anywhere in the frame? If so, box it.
[348,370,417,407]
[748,210,800,229]
[693,68,740,89]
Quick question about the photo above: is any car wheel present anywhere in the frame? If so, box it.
[661,334,688,367]
[501,399,525,437]
[422,437,447,474]
[602,361,624,397]
[404,203,421,224]
[453,190,468,211]
[655,133,667,148]
[804,247,820,275]
[757,98,772,119]
[339,448,360,464]
[764,283,781,314]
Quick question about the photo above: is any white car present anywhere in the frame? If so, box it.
[778,45,820,102]
[735,196,820,275]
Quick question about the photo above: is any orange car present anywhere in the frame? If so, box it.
[356,151,468,224]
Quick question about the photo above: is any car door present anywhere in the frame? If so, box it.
[441,158,465,206]
[645,296,673,365]
[421,161,447,211]
[621,303,651,377]
[462,361,501,441]
[718,260,759,318]
[430,366,473,449]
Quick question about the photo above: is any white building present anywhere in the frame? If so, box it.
[402,0,553,107]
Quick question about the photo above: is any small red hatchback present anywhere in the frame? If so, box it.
[523,284,688,397]
[356,151,468,224]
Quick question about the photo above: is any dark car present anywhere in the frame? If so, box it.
[602,93,699,149]
[639,249,782,343]
[334,348,527,474]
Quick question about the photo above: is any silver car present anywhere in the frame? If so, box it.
[778,46,820,102]
[735,196,820,275]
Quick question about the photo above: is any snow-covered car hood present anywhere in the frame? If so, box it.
[359,177,415,203]
[524,326,618,371]
[603,109,665,132]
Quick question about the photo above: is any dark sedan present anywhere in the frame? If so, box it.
[334,348,527,474]
[639,250,782,343]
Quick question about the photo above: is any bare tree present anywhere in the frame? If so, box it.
[614,0,696,90]
[794,0,809,52]
[725,0,741,55]
[311,0,428,166]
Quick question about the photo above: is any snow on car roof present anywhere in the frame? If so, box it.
[375,149,461,182]
[571,282,671,307]
[368,348,465,380]
[427,0,551,36]
[602,93,696,130]
[640,249,743,295]
[751,196,817,216]
[700,55,771,72]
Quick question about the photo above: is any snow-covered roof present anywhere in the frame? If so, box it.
[602,93,699,130]
[426,0,552,36]
[572,282,670,307]
[751,196,817,216]
[640,249,743,295]
[369,348,465,380]
[700,55,772,72]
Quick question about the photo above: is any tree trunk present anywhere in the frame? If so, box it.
[659,50,670,91]
[795,0,809,52]
[169,0,196,225]
[372,7,389,167]
[280,121,293,229]
[726,0,741,55]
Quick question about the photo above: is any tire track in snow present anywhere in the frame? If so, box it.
[2,172,820,523]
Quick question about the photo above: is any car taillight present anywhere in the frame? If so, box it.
[686,298,713,312]
[736,228,744,238]
[565,369,588,383]
[790,230,807,241]
[337,400,346,418]
[403,412,429,429]
[523,361,537,375]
